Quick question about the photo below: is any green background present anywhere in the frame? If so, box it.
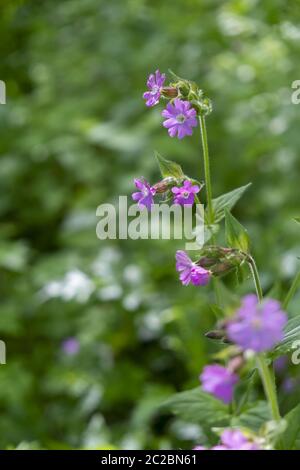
[0,0,299,449]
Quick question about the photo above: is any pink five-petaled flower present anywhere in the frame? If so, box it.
[227,294,287,353]
[194,429,260,451]
[143,70,166,107]
[132,178,156,211]
[172,180,200,206]
[175,251,210,286]
[162,98,198,139]
[200,364,238,404]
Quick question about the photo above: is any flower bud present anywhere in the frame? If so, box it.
[205,329,226,341]
[196,246,247,277]
[153,177,177,193]
[161,87,178,99]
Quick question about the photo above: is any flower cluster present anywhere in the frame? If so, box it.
[132,178,201,211]
[143,69,206,139]
[194,429,260,451]
[136,70,293,450]
[198,295,287,404]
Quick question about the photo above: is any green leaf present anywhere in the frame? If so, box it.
[281,404,300,449]
[225,210,250,252]
[270,316,300,358]
[162,388,230,426]
[232,401,271,432]
[283,271,300,310]
[210,304,224,319]
[154,152,184,179]
[294,217,300,224]
[212,183,252,223]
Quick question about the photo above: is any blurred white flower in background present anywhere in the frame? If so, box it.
[40,269,95,303]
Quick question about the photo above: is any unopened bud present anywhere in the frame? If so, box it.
[161,87,178,99]
[205,329,226,341]
[211,262,235,276]
[153,177,177,193]
[196,246,247,277]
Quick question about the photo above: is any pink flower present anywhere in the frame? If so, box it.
[143,70,166,107]
[200,364,238,404]
[227,295,287,353]
[172,180,200,206]
[162,99,198,139]
[132,178,156,211]
[213,430,260,450]
[194,429,260,451]
[175,251,210,286]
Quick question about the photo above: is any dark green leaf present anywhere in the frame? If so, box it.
[281,404,300,449]
[155,152,184,179]
[270,316,300,358]
[212,183,252,223]
[225,210,250,252]
[162,387,230,426]
[232,401,271,432]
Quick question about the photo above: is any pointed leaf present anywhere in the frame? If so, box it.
[270,316,300,359]
[212,183,252,223]
[281,404,300,449]
[162,388,230,426]
[225,210,250,252]
[155,152,184,179]
[232,401,271,432]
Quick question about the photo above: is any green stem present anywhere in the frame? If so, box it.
[198,115,222,306]
[246,255,263,301]
[199,115,213,224]
[283,270,300,310]
[256,355,281,422]
[247,255,281,422]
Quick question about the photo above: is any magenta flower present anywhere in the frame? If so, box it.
[200,364,238,404]
[175,250,210,286]
[132,178,156,211]
[162,99,197,139]
[143,70,166,107]
[172,180,200,206]
[227,295,287,353]
[194,429,260,451]
[214,430,260,450]
[62,337,80,356]
[217,430,256,450]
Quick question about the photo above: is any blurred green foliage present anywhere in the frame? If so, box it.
[0,0,299,450]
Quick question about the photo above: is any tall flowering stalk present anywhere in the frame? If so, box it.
[135,70,300,450]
